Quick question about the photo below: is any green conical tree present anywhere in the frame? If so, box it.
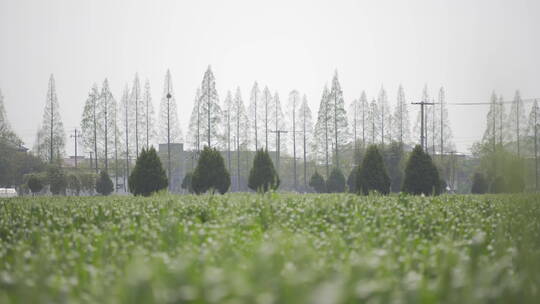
[128,147,168,196]
[402,145,441,195]
[471,172,488,194]
[96,170,114,196]
[192,146,231,194]
[248,149,280,192]
[326,167,346,193]
[309,171,326,193]
[356,145,390,195]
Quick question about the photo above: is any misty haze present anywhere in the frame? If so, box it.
[0,1,539,303]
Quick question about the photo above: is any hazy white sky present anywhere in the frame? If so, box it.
[1,0,539,154]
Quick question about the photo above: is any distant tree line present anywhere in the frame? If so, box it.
[2,65,537,194]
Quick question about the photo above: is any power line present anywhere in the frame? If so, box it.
[433,97,539,106]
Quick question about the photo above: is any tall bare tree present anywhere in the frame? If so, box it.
[119,85,130,189]
[159,70,183,187]
[99,79,116,172]
[35,75,66,164]
[287,90,301,190]
[348,91,369,152]
[328,71,349,170]
[142,79,156,149]
[222,91,233,172]
[392,85,410,145]
[270,92,286,152]
[314,85,331,177]
[199,66,221,148]
[81,84,100,171]
[187,88,202,152]
[298,94,313,189]
[261,86,272,149]
[129,74,143,157]
[377,86,392,144]
[232,87,249,190]
[507,90,526,157]
[248,82,260,151]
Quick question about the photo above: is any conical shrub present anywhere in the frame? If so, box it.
[326,167,346,193]
[402,145,441,195]
[128,147,168,196]
[248,149,279,192]
[357,145,390,195]
[309,171,326,193]
[96,170,114,196]
[192,146,231,194]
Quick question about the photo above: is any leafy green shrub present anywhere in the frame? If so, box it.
[309,171,326,193]
[471,172,488,194]
[192,146,231,194]
[182,172,194,193]
[96,171,114,196]
[67,174,81,196]
[27,174,43,195]
[129,147,168,196]
[326,167,346,193]
[402,145,441,195]
[248,149,279,192]
[47,165,67,195]
[357,145,390,195]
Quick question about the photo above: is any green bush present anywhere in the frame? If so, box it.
[96,170,114,196]
[326,167,346,193]
[471,172,488,194]
[67,174,81,196]
[309,171,326,193]
[182,172,194,193]
[192,146,231,194]
[27,174,44,195]
[357,145,390,195]
[248,149,279,193]
[402,145,441,195]
[128,147,168,196]
[47,165,67,195]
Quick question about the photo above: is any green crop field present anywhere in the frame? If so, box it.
[0,194,539,303]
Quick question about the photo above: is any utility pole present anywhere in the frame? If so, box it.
[70,129,79,168]
[270,130,288,177]
[412,100,434,151]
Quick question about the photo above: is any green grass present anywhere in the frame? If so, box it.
[0,193,539,303]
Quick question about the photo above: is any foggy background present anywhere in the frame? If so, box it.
[1,0,539,154]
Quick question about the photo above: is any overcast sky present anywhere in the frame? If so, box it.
[1,0,539,154]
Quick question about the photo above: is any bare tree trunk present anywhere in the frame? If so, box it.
[334,94,339,169]
[93,95,98,172]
